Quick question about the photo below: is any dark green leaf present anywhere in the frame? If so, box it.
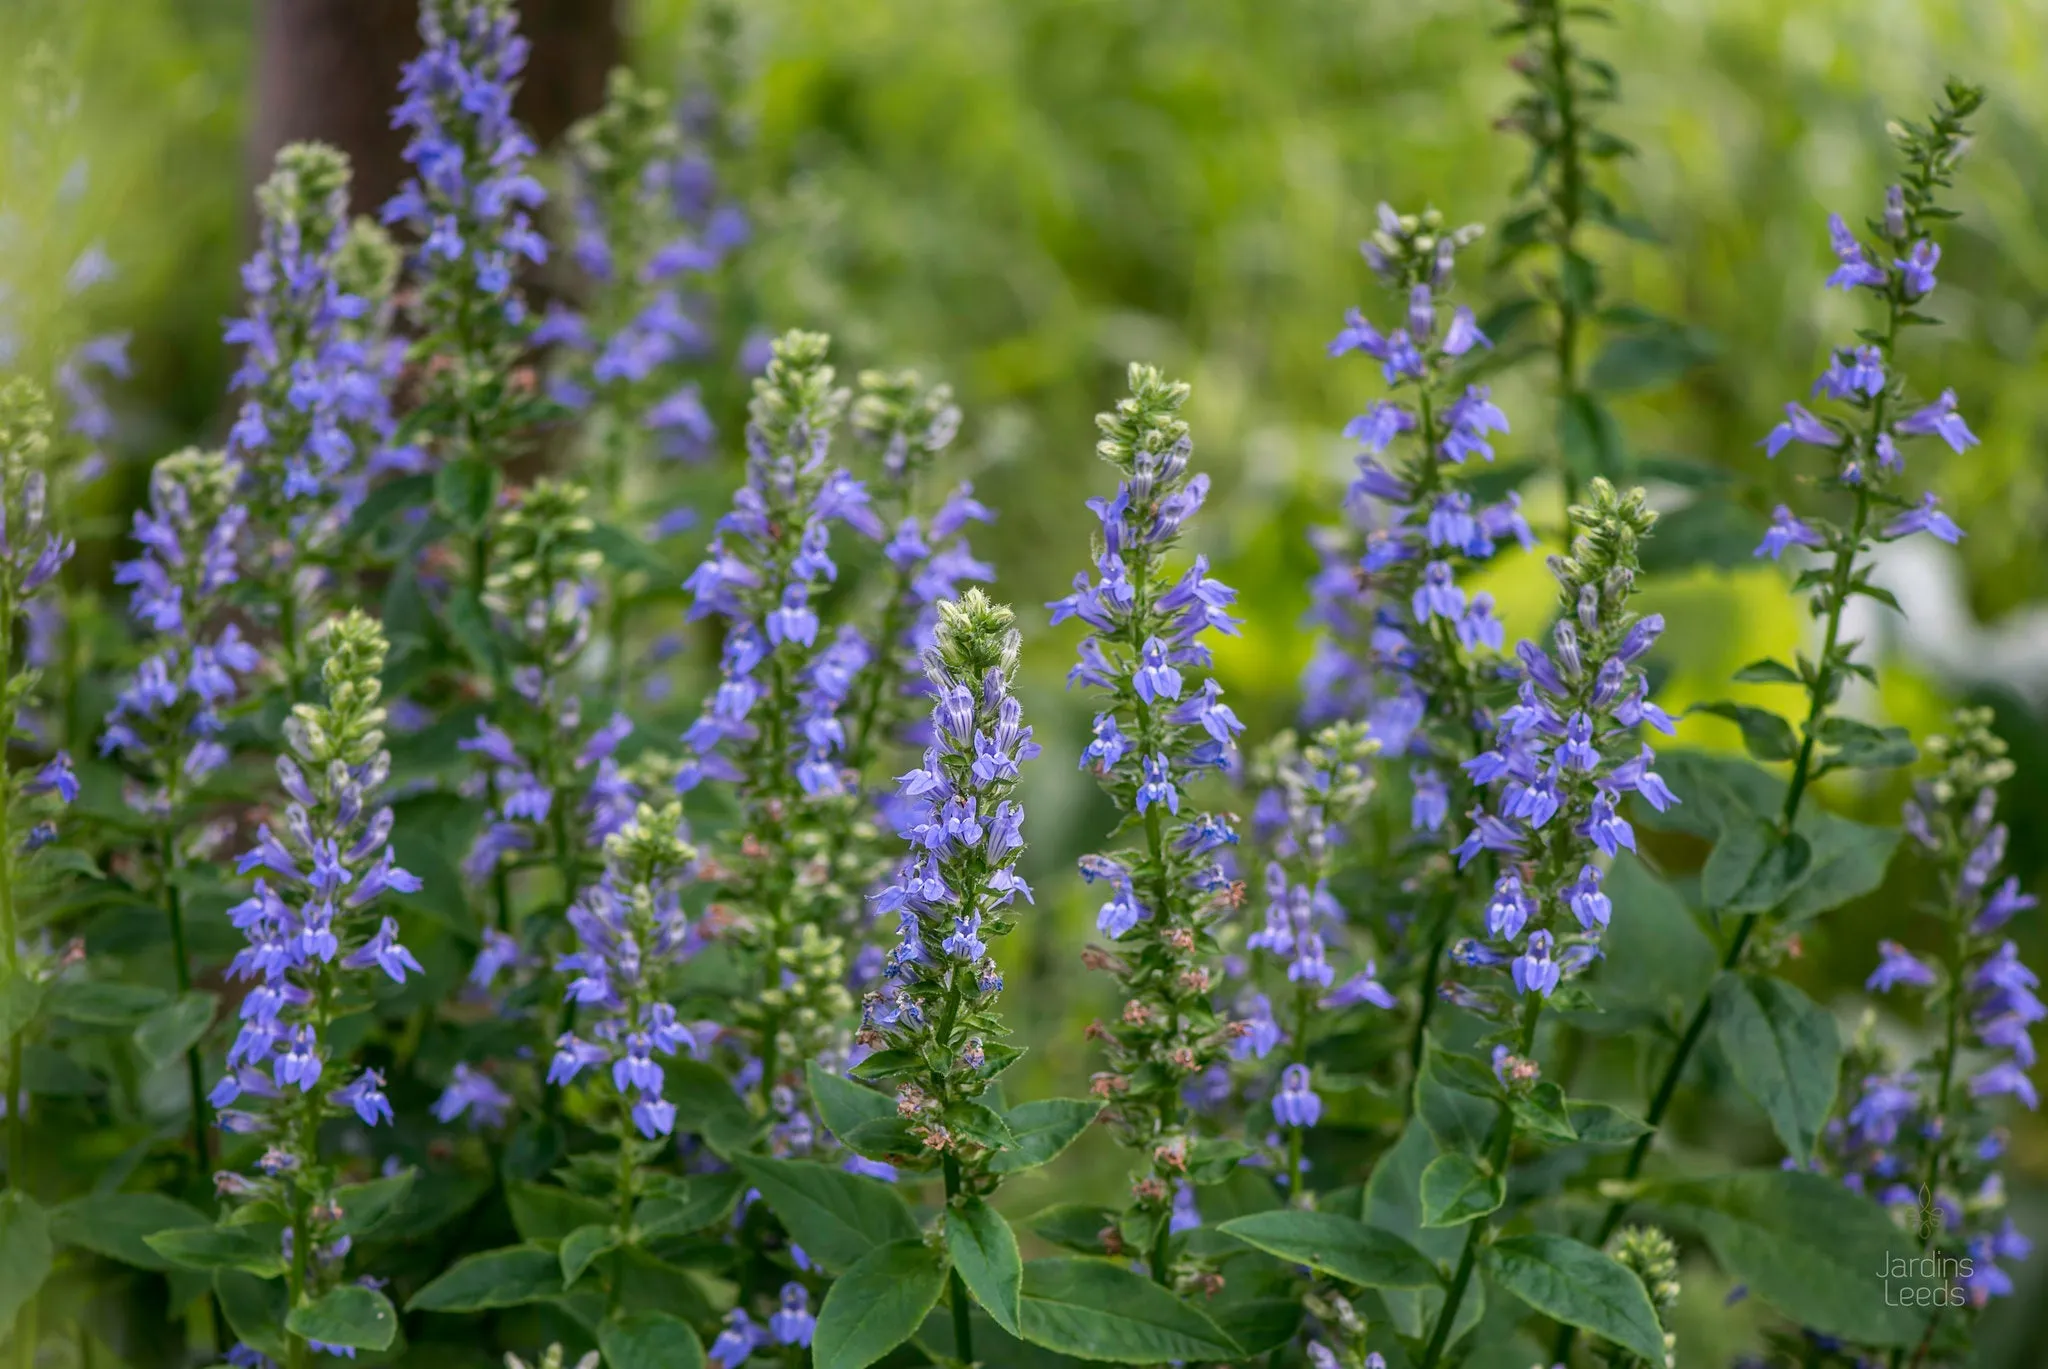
[445,588,502,680]
[47,980,168,1027]
[1565,1101,1654,1147]
[1642,1170,1930,1344]
[635,1173,746,1238]
[0,976,46,1046]
[433,457,499,530]
[1596,856,1716,1029]
[1702,820,1812,912]
[1364,1119,1486,1342]
[668,1059,763,1155]
[947,1197,1022,1335]
[580,521,673,579]
[1016,1258,1240,1363]
[1733,658,1803,686]
[133,991,216,1068]
[346,472,434,542]
[1713,972,1841,1163]
[1560,391,1623,480]
[508,1181,610,1246]
[1510,1082,1578,1144]
[560,1223,620,1287]
[331,1170,416,1240]
[51,1192,207,1270]
[0,1194,52,1331]
[1414,1044,1494,1158]
[407,1245,563,1312]
[144,1224,285,1277]
[216,1269,288,1360]
[599,1311,706,1369]
[611,1246,720,1324]
[1587,328,1711,394]
[987,1098,1102,1175]
[286,1284,398,1352]
[1482,1233,1665,1363]
[1780,814,1900,922]
[1815,716,1916,773]
[1419,1153,1504,1228]
[814,1238,950,1369]
[1024,1204,1114,1255]
[1637,498,1768,574]
[1216,1210,1439,1289]
[950,1101,1017,1152]
[1207,1298,1303,1359]
[733,1155,919,1274]
[807,1062,898,1145]
[1637,749,1782,838]
[1691,702,1798,762]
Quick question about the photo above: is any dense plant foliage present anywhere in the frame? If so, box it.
[0,2,2035,1367]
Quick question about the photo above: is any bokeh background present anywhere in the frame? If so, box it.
[4,0,2047,1360]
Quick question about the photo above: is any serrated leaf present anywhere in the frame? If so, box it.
[1713,972,1841,1163]
[0,1194,52,1331]
[50,1192,207,1271]
[599,1311,707,1369]
[986,1098,1101,1175]
[1483,1233,1665,1362]
[807,1062,897,1145]
[733,1155,918,1274]
[1419,1153,1504,1228]
[1642,1170,1930,1344]
[1016,1258,1240,1363]
[947,1197,1022,1334]
[814,1238,950,1369]
[1216,1210,1439,1289]
[407,1245,562,1311]
[1510,1082,1578,1144]
[286,1283,398,1352]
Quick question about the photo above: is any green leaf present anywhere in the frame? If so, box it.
[0,977,47,1046]
[330,1170,416,1239]
[1637,498,1768,574]
[1733,658,1803,686]
[1815,717,1916,772]
[47,980,168,1028]
[1642,1170,1930,1344]
[407,1245,562,1312]
[580,521,674,579]
[599,1311,707,1369]
[1419,1153,1504,1228]
[1414,1045,1494,1158]
[1216,1210,1439,1289]
[988,1098,1101,1175]
[667,1059,763,1155]
[807,1062,898,1145]
[1692,701,1798,762]
[1780,814,1900,922]
[434,456,499,530]
[144,1224,285,1277]
[1482,1233,1666,1363]
[286,1284,398,1353]
[1559,391,1623,480]
[1702,820,1812,913]
[1713,972,1841,1164]
[1637,749,1781,838]
[635,1173,747,1238]
[346,472,434,542]
[0,1194,52,1332]
[610,1246,721,1325]
[1510,1083,1578,1144]
[1566,1101,1654,1147]
[216,1269,288,1360]
[508,1181,610,1246]
[445,587,503,680]
[1595,857,1716,1029]
[733,1155,919,1274]
[560,1223,620,1287]
[132,991,216,1069]
[1364,1119,1486,1342]
[1587,328,1711,394]
[814,1238,950,1369]
[1016,1258,1240,1363]
[1207,1298,1303,1359]
[1024,1203,1114,1255]
[50,1192,207,1271]
[947,1197,1023,1335]
[950,1101,1017,1152]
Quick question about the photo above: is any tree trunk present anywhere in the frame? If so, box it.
[250,0,621,211]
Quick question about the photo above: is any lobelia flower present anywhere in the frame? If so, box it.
[227,142,412,677]
[212,611,417,1360]
[0,382,82,1137]
[1449,480,1674,1016]
[1823,711,2036,1320]
[1054,363,1245,1274]
[383,0,547,462]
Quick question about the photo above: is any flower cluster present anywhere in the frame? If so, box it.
[227,141,411,664]
[1825,710,2036,1310]
[212,611,419,1360]
[858,590,1036,1159]
[100,448,261,813]
[1053,363,1245,1257]
[382,0,548,452]
[1448,479,1673,1010]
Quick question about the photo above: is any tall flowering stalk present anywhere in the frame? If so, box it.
[1821,711,2035,1351]
[1242,722,1391,1197]
[1052,363,1245,1284]
[547,801,697,1240]
[382,0,548,629]
[1309,204,1532,1075]
[1423,478,1672,1368]
[0,381,78,1185]
[228,142,411,682]
[213,611,417,1367]
[676,330,882,1102]
[1587,81,1987,1255]
[99,448,263,1169]
[859,590,1037,1365]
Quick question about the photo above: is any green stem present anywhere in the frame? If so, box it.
[1420,997,1541,1369]
[160,826,213,1176]
[0,578,21,1191]
[1541,0,1586,514]
[943,1156,976,1365]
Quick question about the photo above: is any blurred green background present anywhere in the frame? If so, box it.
[6,0,2048,1359]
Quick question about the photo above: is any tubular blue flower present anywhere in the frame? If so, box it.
[1755,505,1826,561]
